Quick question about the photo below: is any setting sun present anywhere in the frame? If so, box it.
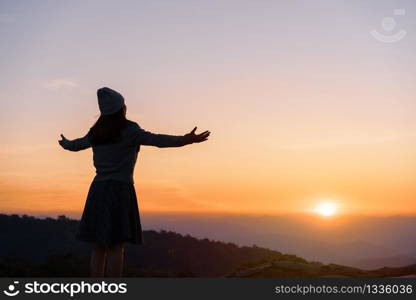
[314,202,338,217]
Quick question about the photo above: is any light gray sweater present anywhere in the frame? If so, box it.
[60,120,192,183]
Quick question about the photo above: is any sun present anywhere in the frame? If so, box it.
[313,202,338,217]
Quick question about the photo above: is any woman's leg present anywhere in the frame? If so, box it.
[106,243,125,277]
[90,245,108,277]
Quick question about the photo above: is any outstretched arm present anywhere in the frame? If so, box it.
[58,134,91,151]
[130,125,210,148]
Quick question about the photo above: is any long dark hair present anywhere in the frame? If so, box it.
[88,106,127,145]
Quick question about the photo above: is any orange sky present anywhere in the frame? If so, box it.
[1,1,416,217]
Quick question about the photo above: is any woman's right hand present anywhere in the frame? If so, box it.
[58,134,68,147]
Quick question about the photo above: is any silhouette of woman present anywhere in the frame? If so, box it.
[58,87,210,277]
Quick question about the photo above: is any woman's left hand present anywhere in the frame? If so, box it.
[185,127,210,144]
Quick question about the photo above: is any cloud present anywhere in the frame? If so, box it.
[0,14,15,24]
[42,78,79,90]
[0,144,57,155]
[277,133,416,150]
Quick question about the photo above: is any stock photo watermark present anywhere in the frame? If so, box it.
[2,280,128,297]
[370,8,407,43]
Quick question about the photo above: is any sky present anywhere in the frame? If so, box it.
[0,0,416,217]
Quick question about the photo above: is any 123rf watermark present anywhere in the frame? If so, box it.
[2,280,127,297]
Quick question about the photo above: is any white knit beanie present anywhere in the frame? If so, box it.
[97,87,125,115]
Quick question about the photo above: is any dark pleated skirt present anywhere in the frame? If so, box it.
[76,179,144,246]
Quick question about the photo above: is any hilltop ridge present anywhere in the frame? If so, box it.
[1,214,415,277]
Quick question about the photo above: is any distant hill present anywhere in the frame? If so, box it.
[355,254,416,270]
[1,214,415,277]
[227,260,416,278]
[142,212,416,269]
[0,214,284,277]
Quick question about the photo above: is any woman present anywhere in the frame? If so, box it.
[58,87,210,277]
